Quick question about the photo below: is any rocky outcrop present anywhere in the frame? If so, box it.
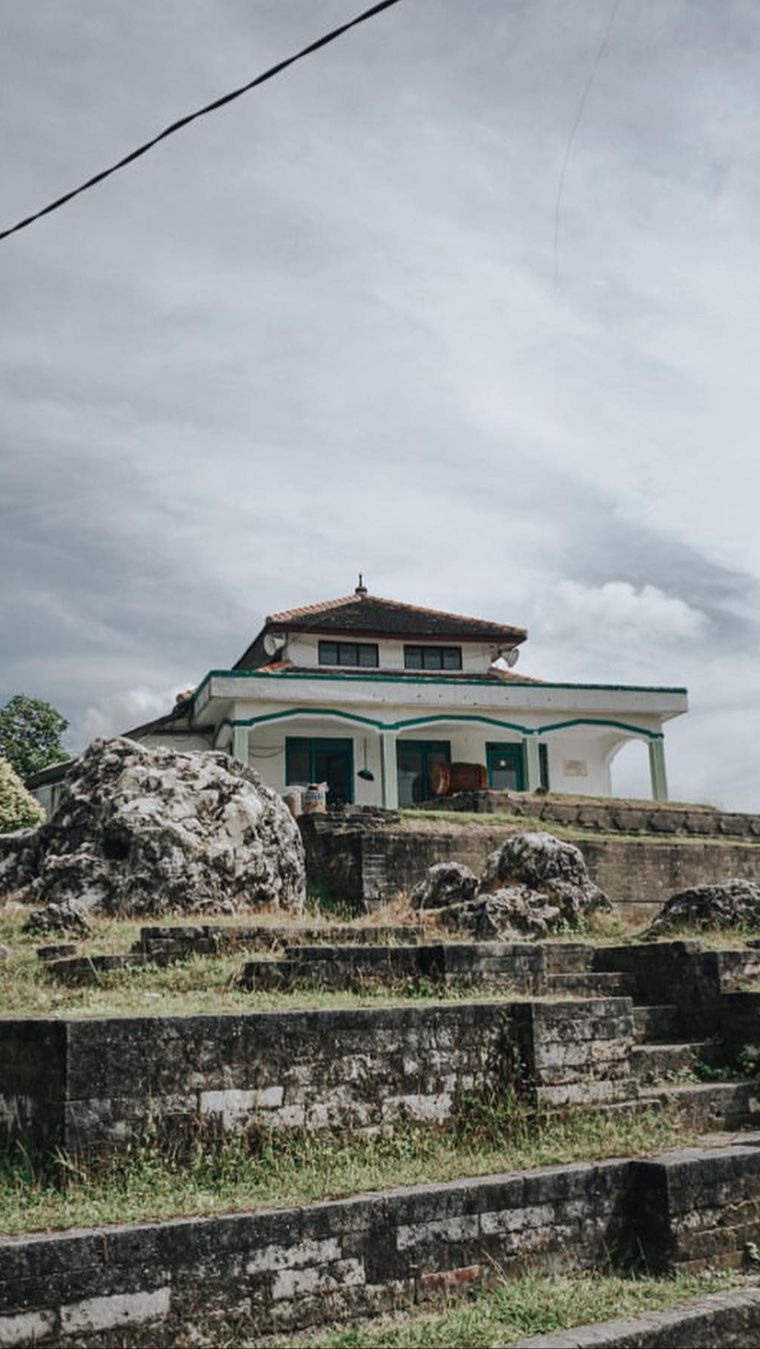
[646,879,760,937]
[413,830,610,940]
[410,862,478,910]
[22,901,91,936]
[0,737,305,917]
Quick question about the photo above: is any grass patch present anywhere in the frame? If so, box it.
[0,907,461,1019]
[0,1095,694,1236]
[297,1269,747,1348]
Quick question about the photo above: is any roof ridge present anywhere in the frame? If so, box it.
[268,592,525,633]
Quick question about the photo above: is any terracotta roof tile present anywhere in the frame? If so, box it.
[265,592,526,642]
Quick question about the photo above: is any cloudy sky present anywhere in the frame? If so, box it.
[1,0,758,807]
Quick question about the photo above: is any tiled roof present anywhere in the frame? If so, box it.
[266,592,526,642]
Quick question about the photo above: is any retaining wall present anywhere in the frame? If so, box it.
[301,816,760,921]
[2,1142,760,1345]
[0,998,634,1159]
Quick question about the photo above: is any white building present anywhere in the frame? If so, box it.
[128,582,687,808]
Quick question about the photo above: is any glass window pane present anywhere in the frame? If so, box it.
[337,643,353,665]
[319,642,338,665]
[442,647,462,669]
[286,743,311,783]
[404,647,423,669]
[422,648,442,669]
[358,644,378,667]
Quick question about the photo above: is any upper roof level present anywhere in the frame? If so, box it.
[234,581,527,676]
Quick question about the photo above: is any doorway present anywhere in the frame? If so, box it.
[486,742,526,791]
[285,737,354,806]
[396,740,451,806]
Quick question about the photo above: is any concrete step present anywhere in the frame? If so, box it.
[546,971,635,998]
[631,1041,719,1085]
[634,1004,681,1043]
[640,1079,760,1132]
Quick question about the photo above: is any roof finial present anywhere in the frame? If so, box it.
[355,572,368,597]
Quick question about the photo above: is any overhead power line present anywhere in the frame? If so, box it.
[0,0,404,244]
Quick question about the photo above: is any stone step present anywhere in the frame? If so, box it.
[631,1041,719,1085]
[633,1004,681,1043]
[546,971,635,998]
[639,1079,760,1132]
[541,943,595,975]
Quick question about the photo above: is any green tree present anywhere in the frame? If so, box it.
[0,694,69,779]
[0,756,45,831]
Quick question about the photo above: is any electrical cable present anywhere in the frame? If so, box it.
[0,0,404,244]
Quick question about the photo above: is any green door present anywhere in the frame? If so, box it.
[486,743,526,791]
[396,741,451,806]
[285,737,354,806]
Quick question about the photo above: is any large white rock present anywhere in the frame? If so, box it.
[0,737,305,917]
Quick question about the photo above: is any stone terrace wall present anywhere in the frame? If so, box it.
[0,999,634,1160]
[301,816,760,921]
[2,1143,760,1346]
[419,792,760,840]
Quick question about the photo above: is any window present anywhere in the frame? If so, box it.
[319,640,379,668]
[404,645,462,671]
[285,737,354,805]
[396,741,451,806]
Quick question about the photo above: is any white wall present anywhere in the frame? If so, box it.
[235,701,634,803]
[285,633,503,673]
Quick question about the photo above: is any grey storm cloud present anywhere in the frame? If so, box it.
[1,0,759,809]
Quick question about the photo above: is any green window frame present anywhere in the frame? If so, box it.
[486,742,550,791]
[285,736,355,804]
[486,742,526,791]
[318,640,379,668]
[403,645,462,671]
[396,739,451,805]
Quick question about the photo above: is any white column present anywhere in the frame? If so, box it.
[524,736,541,792]
[232,725,249,766]
[380,731,398,810]
[648,737,668,802]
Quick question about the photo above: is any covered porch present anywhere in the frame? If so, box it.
[228,709,670,808]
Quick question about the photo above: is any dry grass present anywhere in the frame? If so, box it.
[302,1270,750,1349]
[0,1096,696,1236]
[0,906,534,1019]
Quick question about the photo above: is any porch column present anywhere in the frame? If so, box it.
[380,731,398,810]
[231,725,249,766]
[648,737,668,802]
[524,735,541,792]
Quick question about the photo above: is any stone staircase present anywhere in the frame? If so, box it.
[544,941,760,1132]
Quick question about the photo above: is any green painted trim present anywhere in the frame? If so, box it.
[221,709,664,741]
[486,742,526,792]
[193,667,688,703]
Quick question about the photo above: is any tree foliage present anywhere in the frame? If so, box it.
[0,694,69,779]
[0,756,44,832]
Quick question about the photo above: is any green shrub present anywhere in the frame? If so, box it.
[0,755,44,832]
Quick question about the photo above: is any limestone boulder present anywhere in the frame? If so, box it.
[0,737,305,917]
[412,830,609,938]
[442,887,562,941]
[646,879,760,937]
[410,861,478,910]
[480,830,610,927]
